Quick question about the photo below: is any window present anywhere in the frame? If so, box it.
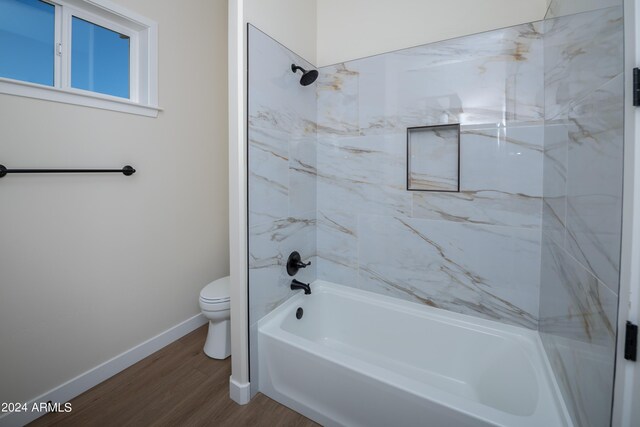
[0,0,158,117]
[0,0,55,86]
[71,16,130,98]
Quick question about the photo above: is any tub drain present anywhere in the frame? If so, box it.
[296,307,304,319]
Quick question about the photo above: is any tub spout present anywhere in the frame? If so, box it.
[291,279,311,295]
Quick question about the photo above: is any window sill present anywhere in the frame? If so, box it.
[0,77,161,118]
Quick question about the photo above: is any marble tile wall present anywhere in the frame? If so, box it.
[248,8,623,417]
[539,5,623,427]
[248,26,318,393]
[316,22,545,329]
[546,0,621,19]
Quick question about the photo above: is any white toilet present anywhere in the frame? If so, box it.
[199,276,231,359]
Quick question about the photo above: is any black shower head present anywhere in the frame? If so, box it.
[291,64,318,86]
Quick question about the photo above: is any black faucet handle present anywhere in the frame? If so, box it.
[287,251,311,276]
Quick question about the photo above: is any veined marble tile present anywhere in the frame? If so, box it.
[412,190,541,228]
[542,123,568,247]
[249,213,316,324]
[546,0,621,20]
[564,75,623,293]
[314,22,547,332]
[539,237,617,427]
[248,25,318,327]
[317,133,406,185]
[248,127,289,226]
[538,6,623,426]
[358,215,540,329]
[460,125,544,197]
[317,64,360,136]
[316,133,411,216]
[407,125,459,191]
[316,210,359,285]
[539,237,616,347]
[289,136,317,216]
[248,25,317,138]
[544,6,623,121]
[317,176,412,218]
[324,21,544,135]
[540,333,615,427]
[377,21,544,70]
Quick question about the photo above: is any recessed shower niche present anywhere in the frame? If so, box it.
[407,124,460,192]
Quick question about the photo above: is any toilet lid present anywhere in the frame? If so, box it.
[200,276,230,302]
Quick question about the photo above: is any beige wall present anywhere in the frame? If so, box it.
[317,0,548,65]
[244,1,548,66]
[0,0,228,403]
[245,0,317,64]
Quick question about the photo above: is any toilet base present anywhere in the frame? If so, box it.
[204,319,231,359]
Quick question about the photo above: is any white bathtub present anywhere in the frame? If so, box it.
[258,281,571,427]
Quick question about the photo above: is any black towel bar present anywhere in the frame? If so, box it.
[0,164,136,178]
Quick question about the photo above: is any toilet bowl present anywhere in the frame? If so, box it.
[199,276,231,359]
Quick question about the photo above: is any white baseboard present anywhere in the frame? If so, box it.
[229,376,251,405]
[0,313,207,427]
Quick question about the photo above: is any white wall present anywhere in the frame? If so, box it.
[0,0,229,404]
[245,0,317,64]
[316,0,548,65]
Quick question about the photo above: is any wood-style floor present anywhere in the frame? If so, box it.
[29,326,318,427]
